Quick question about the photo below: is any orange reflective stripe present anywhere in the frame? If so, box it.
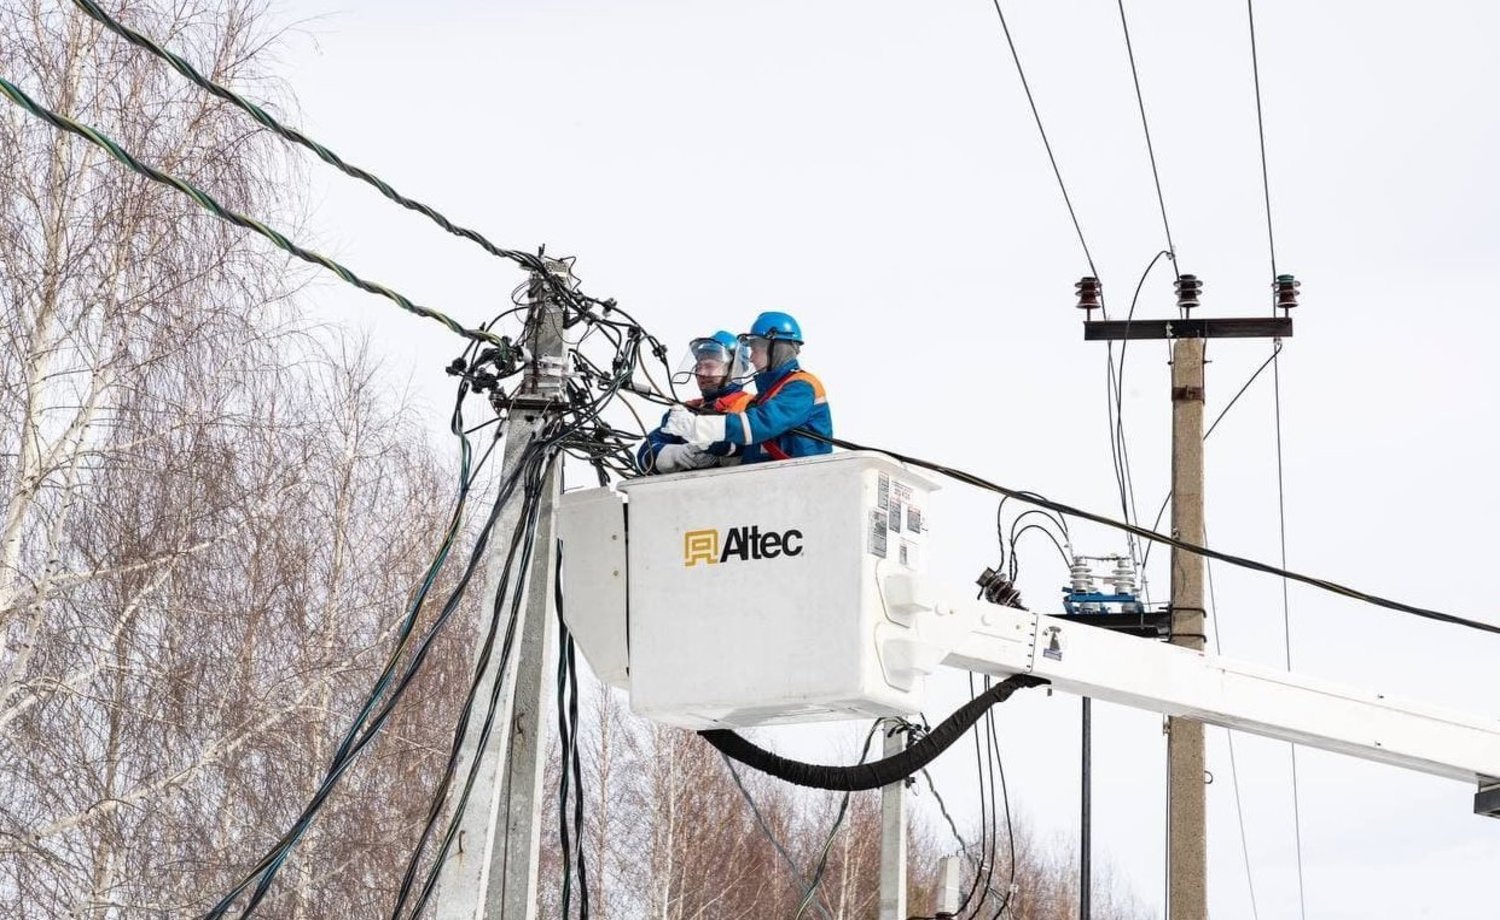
[757,370,825,405]
[716,391,754,413]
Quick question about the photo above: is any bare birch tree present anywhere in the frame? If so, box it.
[535,678,1155,920]
[1,2,478,916]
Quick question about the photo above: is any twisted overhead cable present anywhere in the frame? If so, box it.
[68,0,561,282]
[0,75,506,348]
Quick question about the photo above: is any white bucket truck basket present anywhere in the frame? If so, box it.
[557,451,940,729]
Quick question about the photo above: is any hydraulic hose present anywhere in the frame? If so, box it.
[699,674,1047,791]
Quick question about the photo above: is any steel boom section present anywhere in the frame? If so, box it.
[942,605,1500,785]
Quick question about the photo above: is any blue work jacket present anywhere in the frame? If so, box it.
[721,360,833,464]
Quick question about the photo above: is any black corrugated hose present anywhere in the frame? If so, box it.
[699,674,1047,791]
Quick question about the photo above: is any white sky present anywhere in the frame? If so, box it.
[266,1,1500,916]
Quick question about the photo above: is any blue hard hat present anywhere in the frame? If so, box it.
[747,311,803,344]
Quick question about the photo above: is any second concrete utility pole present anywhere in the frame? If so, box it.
[1167,335,1206,920]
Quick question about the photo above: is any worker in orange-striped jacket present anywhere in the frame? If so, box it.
[662,311,832,464]
[638,331,753,474]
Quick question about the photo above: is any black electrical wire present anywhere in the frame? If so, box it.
[700,675,1046,792]
[721,754,838,920]
[1139,341,1282,573]
[620,374,1500,636]
[214,434,538,917]
[1115,0,1180,270]
[1007,523,1072,581]
[1247,0,1279,288]
[1105,249,1174,592]
[388,306,659,917]
[555,541,591,920]
[218,304,650,914]
[966,675,998,920]
[920,767,972,863]
[388,438,552,918]
[205,384,510,917]
[0,74,513,350]
[793,722,884,919]
[403,425,589,918]
[984,690,1016,920]
[984,0,1099,277]
[802,431,1500,638]
[994,498,1071,577]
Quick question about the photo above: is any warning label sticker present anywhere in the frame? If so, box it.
[868,510,888,558]
[877,473,890,511]
[889,501,903,534]
[906,506,923,534]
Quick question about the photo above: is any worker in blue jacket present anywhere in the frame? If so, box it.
[662,311,832,463]
[637,331,753,474]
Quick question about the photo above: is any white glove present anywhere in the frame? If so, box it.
[661,407,728,448]
[655,443,718,473]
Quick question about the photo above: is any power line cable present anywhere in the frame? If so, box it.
[984,0,1099,277]
[207,378,500,915]
[1114,0,1180,270]
[621,382,1500,636]
[793,722,884,919]
[977,0,1152,611]
[64,0,572,292]
[1203,522,1262,920]
[809,431,1500,636]
[1104,250,1174,604]
[1140,341,1283,572]
[404,449,557,919]
[387,440,551,918]
[1272,355,1307,920]
[1246,0,1279,292]
[983,693,1016,920]
[216,293,659,913]
[1097,0,1185,675]
[220,433,545,917]
[0,75,509,349]
[720,754,837,920]
[1244,0,1308,907]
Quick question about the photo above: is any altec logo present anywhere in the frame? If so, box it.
[683,526,805,566]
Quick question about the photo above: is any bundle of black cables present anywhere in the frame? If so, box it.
[206,288,668,918]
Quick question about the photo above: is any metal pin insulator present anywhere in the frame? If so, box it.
[1174,274,1203,313]
[1075,276,1103,319]
[1274,273,1300,312]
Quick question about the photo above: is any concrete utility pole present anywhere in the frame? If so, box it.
[1079,271,1294,919]
[878,724,908,920]
[434,260,573,920]
[1167,335,1207,920]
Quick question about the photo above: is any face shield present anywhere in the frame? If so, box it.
[737,335,800,376]
[672,337,750,396]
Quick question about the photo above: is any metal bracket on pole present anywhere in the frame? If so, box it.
[935,855,962,918]
[1083,316,1292,341]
